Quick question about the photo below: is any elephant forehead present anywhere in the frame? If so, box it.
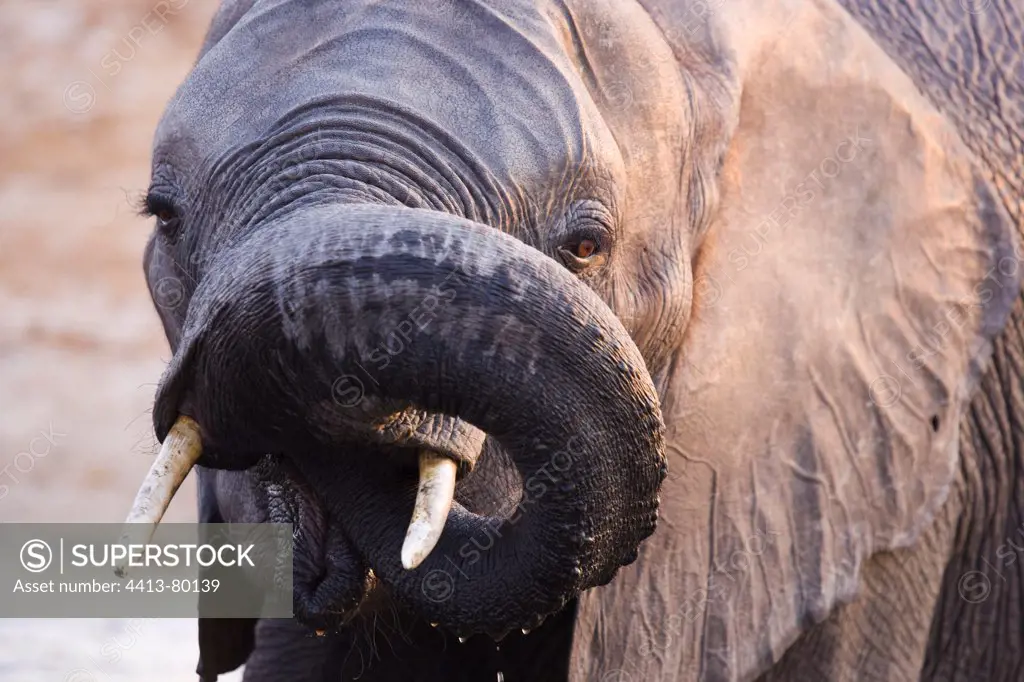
[157,0,620,195]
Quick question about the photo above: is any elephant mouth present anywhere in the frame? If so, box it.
[252,452,373,632]
[125,203,666,639]
[248,416,491,632]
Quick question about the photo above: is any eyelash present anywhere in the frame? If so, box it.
[140,193,181,231]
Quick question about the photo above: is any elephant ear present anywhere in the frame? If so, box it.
[572,1,1019,680]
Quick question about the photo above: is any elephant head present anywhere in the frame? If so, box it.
[135,0,670,648]
[129,0,1020,679]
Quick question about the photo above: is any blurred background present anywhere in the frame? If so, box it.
[0,1,243,679]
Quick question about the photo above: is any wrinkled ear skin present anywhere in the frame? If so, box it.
[571,1,1019,680]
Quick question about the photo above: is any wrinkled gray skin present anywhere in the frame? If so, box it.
[140,0,1024,680]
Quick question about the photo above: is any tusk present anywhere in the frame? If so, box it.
[400,451,457,570]
[124,416,203,526]
[115,416,202,576]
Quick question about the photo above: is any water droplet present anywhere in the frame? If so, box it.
[521,628,531,635]
[458,636,467,643]
[497,673,505,682]
[430,622,438,628]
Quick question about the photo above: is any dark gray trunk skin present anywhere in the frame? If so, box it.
[758,2,1024,680]
[162,203,665,640]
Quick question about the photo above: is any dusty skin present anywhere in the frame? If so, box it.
[0,1,240,679]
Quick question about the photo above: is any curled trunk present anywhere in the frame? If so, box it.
[152,204,666,636]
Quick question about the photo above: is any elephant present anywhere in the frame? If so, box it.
[126,0,1024,679]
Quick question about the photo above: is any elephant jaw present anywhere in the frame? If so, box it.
[119,413,476,631]
[253,452,369,632]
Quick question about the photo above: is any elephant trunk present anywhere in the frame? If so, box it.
[144,203,665,637]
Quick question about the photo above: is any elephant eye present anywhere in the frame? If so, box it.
[574,238,598,259]
[142,193,182,234]
[554,199,615,273]
[558,233,606,272]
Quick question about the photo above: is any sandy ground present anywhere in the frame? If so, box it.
[0,2,243,679]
